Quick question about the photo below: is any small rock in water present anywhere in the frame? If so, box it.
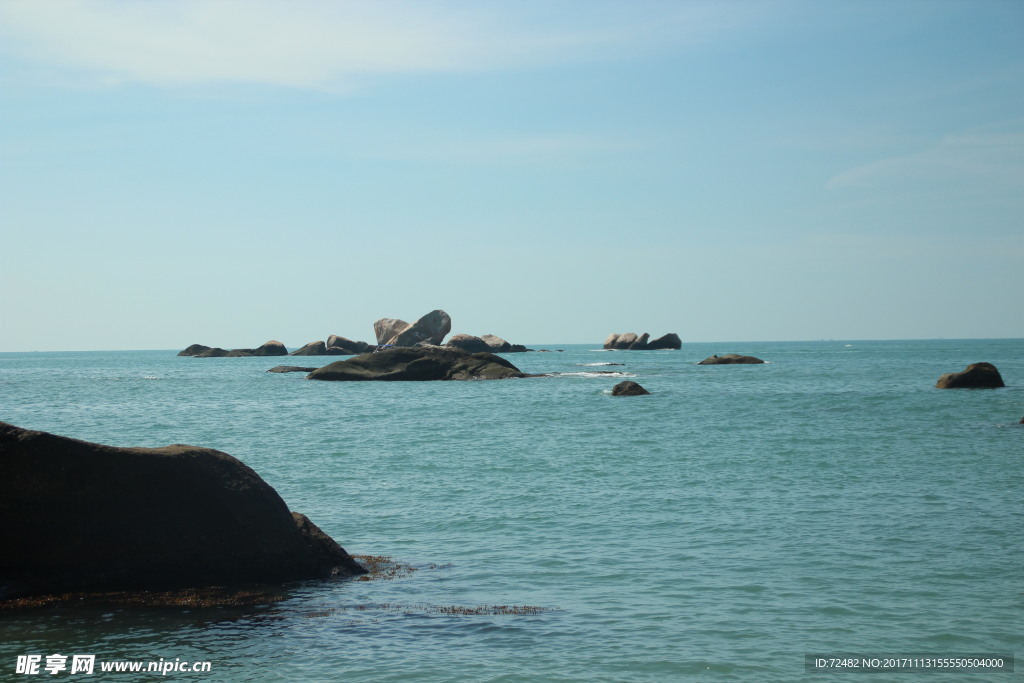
[611,381,650,396]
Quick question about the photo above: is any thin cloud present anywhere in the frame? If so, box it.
[827,125,1024,190]
[0,0,758,91]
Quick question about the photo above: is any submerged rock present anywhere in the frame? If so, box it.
[611,381,651,396]
[935,362,1005,389]
[0,422,365,601]
[268,366,318,373]
[306,346,531,381]
[698,354,765,365]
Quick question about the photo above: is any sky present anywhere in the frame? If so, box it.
[1,0,1022,351]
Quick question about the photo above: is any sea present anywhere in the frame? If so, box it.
[0,339,1021,681]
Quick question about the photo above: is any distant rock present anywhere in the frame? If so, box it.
[0,421,365,601]
[935,362,1005,389]
[391,310,452,347]
[306,346,531,382]
[446,334,491,353]
[604,332,681,350]
[373,318,409,346]
[647,333,682,350]
[698,354,765,365]
[252,340,288,356]
[195,347,231,358]
[178,344,212,357]
[291,341,327,356]
[480,334,512,352]
[268,366,318,373]
[611,380,650,396]
[326,335,371,355]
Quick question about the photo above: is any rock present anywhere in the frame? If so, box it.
[935,362,1005,389]
[178,344,212,357]
[446,334,491,353]
[628,333,651,350]
[388,310,452,347]
[480,334,513,353]
[252,340,288,356]
[611,381,650,396]
[268,366,318,373]
[306,346,531,382]
[291,341,327,356]
[647,333,682,350]
[195,347,231,358]
[0,422,366,600]
[326,335,371,355]
[698,354,765,365]
[373,318,409,346]
[604,332,680,350]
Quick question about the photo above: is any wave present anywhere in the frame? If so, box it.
[577,362,625,367]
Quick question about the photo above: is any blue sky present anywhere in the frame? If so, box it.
[1,0,1022,351]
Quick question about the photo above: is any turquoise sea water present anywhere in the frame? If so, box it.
[1,340,1021,681]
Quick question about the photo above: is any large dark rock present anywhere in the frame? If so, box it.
[935,362,1005,389]
[306,346,531,381]
[611,381,650,396]
[0,422,365,601]
[647,333,682,350]
[698,354,765,365]
[195,347,231,358]
[251,340,288,356]
[291,341,328,356]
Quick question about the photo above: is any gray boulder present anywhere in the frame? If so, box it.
[0,422,365,601]
[647,333,682,350]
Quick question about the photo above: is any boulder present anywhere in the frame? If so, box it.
[647,333,682,350]
[306,346,531,382]
[698,354,765,365]
[327,335,371,355]
[178,344,212,357]
[0,422,365,601]
[388,310,452,347]
[374,318,410,346]
[628,333,651,350]
[252,340,288,356]
[935,362,1005,389]
[291,341,327,356]
[611,381,650,396]
[480,334,512,352]
[446,333,491,353]
[268,366,318,373]
[604,332,680,350]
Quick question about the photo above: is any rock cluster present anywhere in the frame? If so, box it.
[603,333,681,350]
[178,340,288,358]
[935,362,1005,389]
[0,422,365,601]
[375,310,452,347]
